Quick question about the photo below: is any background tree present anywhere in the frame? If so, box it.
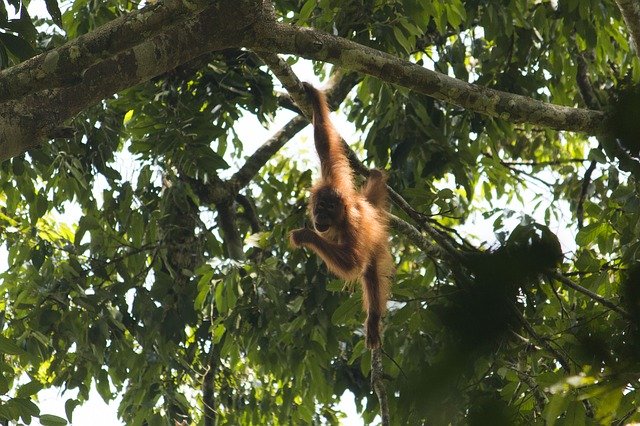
[0,0,639,425]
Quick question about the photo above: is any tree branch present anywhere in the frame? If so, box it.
[387,213,440,257]
[228,115,308,192]
[257,52,313,118]
[576,161,597,230]
[370,348,390,426]
[614,0,640,58]
[0,0,211,103]
[549,271,630,319]
[228,65,358,192]
[0,2,255,161]
[251,22,607,135]
[236,193,262,233]
[216,199,244,261]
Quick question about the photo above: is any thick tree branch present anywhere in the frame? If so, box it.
[250,22,607,135]
[614,0,640,57]
[0,0,210,103]
[216,199,244,261]
[0,0,613,163]
[1,2,255,161]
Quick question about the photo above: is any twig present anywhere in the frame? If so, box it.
[512,368,548,412]
[511,302,571,372]
[387,213,440,257]
[229,115,308,192]
[549,271,630,319]
[576,160,597,229]
[548,279,570,318]
[613,0,640,58]
[236,193,262,232]
[371,347,390,426]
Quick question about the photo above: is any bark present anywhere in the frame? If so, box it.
[216,199,245,260]
[250,22,606,135]
[0,0,211,102]
[0,0,613,164]
[614,0,640,58]
[0,2,256,161]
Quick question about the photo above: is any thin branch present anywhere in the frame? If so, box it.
[216,199,244,260]
[370,348,390,426]
[613,0,640,58]
[257,52,313,118]
[202,350,216,426]
[229,115,308,192]
[511,303,571,372]
[576,160,597,229]
[236,193,262,233]
[387,213,440,257]
[574,47,601,230]
[575,51,601,110]
[483,153,588,167]
[386,187,465,261]
[512,368,548,413]
[548,279,570,318]
[549,271,630,319]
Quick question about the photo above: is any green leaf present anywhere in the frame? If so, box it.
[288,296,304,313]
[212,323,226,344]
[0,335,25,355]
[225,277,237,311]
[563,401,586,426]
[331,296,361,325]
[0,32,34,60]
[64,399,81,422]
[16,380,43,397]
[575,223,604,247]
[194,272,213,311]
[544,393,570,426]
[11,397,40,418]
[44,0,63,27]
[298,0,315,23]
[214,280,227,314]
[392,26,412,53]
[40,414,68,426]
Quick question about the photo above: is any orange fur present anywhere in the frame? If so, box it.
[290,83,393,349]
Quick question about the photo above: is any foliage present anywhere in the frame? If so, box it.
[0,0,640,425]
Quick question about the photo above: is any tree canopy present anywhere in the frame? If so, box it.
[1,0,640,425]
